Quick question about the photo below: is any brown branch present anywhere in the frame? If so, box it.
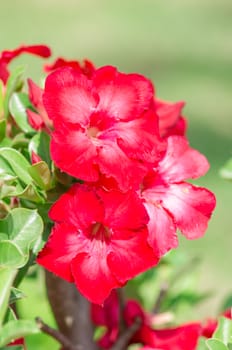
[153,282,169,314]
[110,317,142,350]
[35,317,81,350]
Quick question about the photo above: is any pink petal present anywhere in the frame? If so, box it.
[43,67,99,126]
[154,183,216,239]
[27,110,45,131]
[93,66,154,121]
[144,202,178,257]
[37,223,82,282]
[158,136,210,182]
[49,184,104,229]
[108,228,159,284]
[50,126,99,182]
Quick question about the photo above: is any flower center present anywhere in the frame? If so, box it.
[87,126,99,138]
[91,222,111,242]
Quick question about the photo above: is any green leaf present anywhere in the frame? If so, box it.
[0,80,4,118]
[213,317,232,345]
[0,148,32,185]
[9,93,34,133]
[0,320,40,346]
[206,339,229,350]
[3,66,25,118]
[29,132,51,168]
[0,268,17,326]
[220,159,232,180]
[0,346,24,350]
[28,161,51,190]
[0,208,43,269]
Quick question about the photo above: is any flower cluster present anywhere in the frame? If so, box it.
[0,44,215,305]
[33,55,215,304]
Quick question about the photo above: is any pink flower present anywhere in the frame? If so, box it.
[141,135,216,257]
[0,44,51,84]
[43,66,165,191]
[154,98,187,138]
[44,57,95,78]
[37,184,158,304]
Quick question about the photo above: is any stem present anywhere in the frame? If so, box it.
[36,317,80,350]
[45,271,98,350]
[110,317,142,350]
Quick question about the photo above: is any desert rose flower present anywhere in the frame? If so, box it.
[0,44,51,84]
[141,135,216,257]
[44,57,95,78]
[43,65,165,191]
[37,184,159,304]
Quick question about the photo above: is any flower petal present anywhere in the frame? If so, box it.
[43,67,99,126]
[158,136,210,182]
[71,247,121,304]
[37,223,82,282]
[144,202,178,257]
[93,66,154,121]
[50,126,99,182]
[108,228,159,283]
[49,184,104,228]
[155,183,216,239]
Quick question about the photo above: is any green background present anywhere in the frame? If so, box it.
[1,0,232,348]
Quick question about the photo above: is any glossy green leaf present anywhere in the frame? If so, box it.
[1,346,24,350]
[0,320,40,346]
[9,93,34,133]
[3,66,25,118]
[0,148,32,185]
[213,317,232,345]
[28,161,51,190]
[0,268,17,326]
[0,208,43,268]
[220,159,232,180]
[206,339,229,350]
[29,132,51,168]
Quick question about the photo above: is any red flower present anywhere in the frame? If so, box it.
[125,299,201,350]
[0,44,51,84]
[44,57,95,78]
[8,337,26,349]
[155,98,187,138]
[92,292,201,350]
[43,66,165,191]
[141,135,216,257]
[91,290,119,348]
[27,79,52,132]
[37,184,158,304]
[202,309,232,338]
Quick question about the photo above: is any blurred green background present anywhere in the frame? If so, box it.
[1,0,232,348]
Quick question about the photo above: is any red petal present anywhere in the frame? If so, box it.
[37,223,82,282]
[105,109,165,164]
[43,67,99,126]
[71,248,121,304]
[28,78,44,109]
[155,97,185,137]
[108,228,159,284]
[93,66,154,121]
[27,110,45,130]
[49,184,104,228]
[144,202,178,257]
[50,126,99,182]
[1,44,51,62]
[158,136,209,182]
[156,183,216,239]
[98,140,147,191]
[98,189,148,230]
